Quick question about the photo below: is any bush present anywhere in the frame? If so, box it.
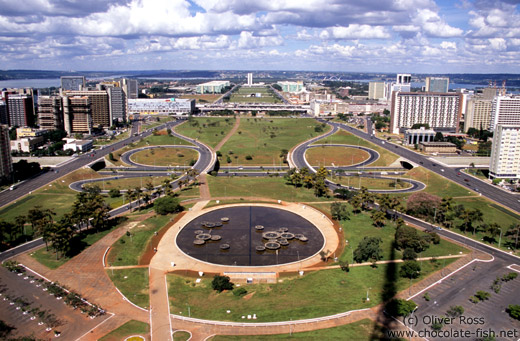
[211,275,234,293]
[475,290,491,301]
[245,155,253,160]
[339,260,350,272]
[399,260,421,279]
[507,304,520,320]
[233,287,248,297]
[108,188,121,198]
[154,196,183,215]
[402,248,417,261]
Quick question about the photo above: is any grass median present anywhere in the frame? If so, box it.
[175,117,236,148]
[107,268,150,309]
[306,145,371,167]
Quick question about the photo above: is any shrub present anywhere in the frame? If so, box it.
[233,287,247,297]
[154,196,183,215]
[423,292,431,301]
[245,155,253,160]
[475,290,491,301]
[108,188,121,198]
[211,275,234,293]
[507,305,520,320]
[469,296,479,304]
[402,248,417,261]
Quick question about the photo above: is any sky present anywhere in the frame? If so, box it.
[1,0,520,73]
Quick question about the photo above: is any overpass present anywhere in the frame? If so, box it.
[196,103,309,113]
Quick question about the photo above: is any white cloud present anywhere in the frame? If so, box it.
[440,41,457,49]
[320,25,390,40]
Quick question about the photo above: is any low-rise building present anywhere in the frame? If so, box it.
[404,128,436,145]
[10,136,45,153]
[63,138,93,152]
[128,98,195,115]
[277,81,304,93]
[196,81,230,94]
[419,141,457,154]
[16,127,48,138]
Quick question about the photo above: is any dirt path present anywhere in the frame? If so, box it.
[214,116,240,152]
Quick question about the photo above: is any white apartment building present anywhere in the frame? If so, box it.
[368,82,386,100]
[489,95,520,131]
[464,97,493,132]
[489,125,520,179]
[390,92,463,134]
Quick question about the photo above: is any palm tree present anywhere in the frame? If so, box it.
[468,209,484,235]
[14,215,27,239]
[371,209,386,228]
[126,188,135,209]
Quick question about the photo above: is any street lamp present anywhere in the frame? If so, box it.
[186,303,191,317]
[498,228,503,248]
[366,287,371,302]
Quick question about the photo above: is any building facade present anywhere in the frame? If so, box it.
[38,96,64,131]
[419,141,457,154]
[404,127,436,145]
[0,101,7,125]
[247,73,253,86]
[277,81,304,93]
[425,77,449,93]
[489,125,520,179]
[7,94,35,127]
[128,98,195,115]
[368,82,386,100]
[63,96,92,135]
[0,124,12,182]
[121,78,138,99]
[63,90,110,128]
[390,92,463,134]
[61,76,85,91]
[464,97,493,132]
[107,87,127,122]
[489,96,520,131]
[196,81,230,94]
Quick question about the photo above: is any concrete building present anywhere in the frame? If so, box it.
[0,124,12,182]
[63,138,93,152]
[63,96,92,135]
[489,95,520,131]
[464,97,493,132]
[128,98,195,115]
[0,101,7,125]
[196,81,230,94]
[390,92,463,134]
[7,94,35,127]
[425,77,449,93]
[277,81,304,93]
[63,90,110,128]
[489,125,520,179]
[10,136,44,153]
[121,78,138,99]
[61,76,85,91]
[16,127,47,138]
[386,74,411,100]
[38,96,64,131]
[404,127,436,145]
[247,73,253,86]
[419,141,457,154]
[368,82,386,100]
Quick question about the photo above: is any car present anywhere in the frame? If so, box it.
[441,169,444,172]
[457,172,461,176]
[432,163,436,166]
[419,161,423,164]
[464,178,469,182]
[474,188,479,192]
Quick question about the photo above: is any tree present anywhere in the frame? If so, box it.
[313,178,328,197]
[14,215,27,239]
[406,192,441,221]
[386,299,417,317]
[331,202,350,221]
[399,260,421,279]
[211,275,234,292]
[353,236,383,263]
[350,195,362,214]
[108,188,121,198]
[370,209,386,227]
[434,132,444,142]
[395,224,431,252]
[446,305,464,318]
[506,223,520,250]
[402,248,417,260]
[339,260,350,272]
[333,188,355,200]
[485,223,501,244]
[154,196,183,215]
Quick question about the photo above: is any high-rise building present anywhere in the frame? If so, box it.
[489,125,520,179]
[425,77,450,93]
[390,92,463,134]
[61,76,86,91]
[0,124,13,183]
[247,73,253,86]
[368,82,386,100]
[38,96,64,131]
[7,94,35,127]
[489,95,520,131]
[0,101,7,125]
[386,73,412,100]
[464,98,493,132]
[63,90,110,128]
[121,78,138,99]
[63,96,92,135]
[107,87,127,122]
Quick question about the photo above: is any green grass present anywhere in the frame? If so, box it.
[219,118,330,165]
[98,176,172,191]
[108,268,150,309]
[207,176,334,202]
[406,167,473,198]
[209,318,388,340]
[228,87,281,104]
[95,130,131,146]
[313,130,399,167]
[141,116,177,130]
[131,147,199,167]
[167,258,454,322]
[173,330,191,341]
[329,176,412,190]
[108,214,173,266]
[31,223,120,269]
[99,320,150,341]
[175,117,236,148]
[306,146,370,167]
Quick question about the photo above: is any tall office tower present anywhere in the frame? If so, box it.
[7,94,35,127]
[464,97,493,132]
[63,96,92,135]
[386,73,412,100]
[0,101,7,125]
[38,96,64,131]
[107,86,127,122]
[489,96,520,131]
[425,77,449,93]
[61,76,86,91]
[489,125,520,179]
[122,79,138,99]
[63,90,110,128]
[247,73,253,86]
[390,92,463,134]
[481,87,497,100]
[0,124,13,183]
[368,82,386,100]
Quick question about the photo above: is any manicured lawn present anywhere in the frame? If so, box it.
[180,94,221,103]
[313,130,399,167]
[108,214,174,266]
[175,117,236,148]
[130,147,199,167]
[406,167,473,198]
[219,118,331,165]
[99,320,150,341]
[329,176,412,190]
[173,330,191,341]
[108,268,150,309]
[209,318,388,340]
[207,176,334,202]
[97,176,172,191]
[229,87,281,104]
[306,146,370,167]
[167,258,454,322]
[141,115,177,130]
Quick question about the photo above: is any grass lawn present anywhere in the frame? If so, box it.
[108,268,150,309]
[406,167,473,198]
[141,116,177,130]
[98,176,173,191]
[107,214,174,266]
[329,176,412,190]
[207,176,334,202]
[99,320,150,341]
[95,129,131,146]
[219,118,331,165]
[228,87,281,104]
[209,318,388,340]
[180,94,221,103]
[175,117,236,148]
[31,222,122,269]
[173,331,191,341]
[167,258,454,322]
[313,130,399,167]
[130,147,199,167]
[306,146,370,167]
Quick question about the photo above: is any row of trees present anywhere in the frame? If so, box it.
[285,167,329,197]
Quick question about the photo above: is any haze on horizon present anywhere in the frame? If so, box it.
[1,0,519,74]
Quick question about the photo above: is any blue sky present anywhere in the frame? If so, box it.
[0,0,519,73]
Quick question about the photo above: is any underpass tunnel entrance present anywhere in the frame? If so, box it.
[400,160,414,170]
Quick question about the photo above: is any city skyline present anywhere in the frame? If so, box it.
[0,0,519,73]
